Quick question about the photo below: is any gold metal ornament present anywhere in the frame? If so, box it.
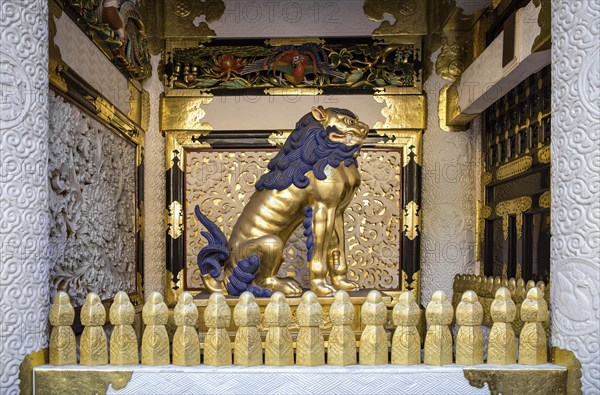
[488,287,517,365]
[141,292,170,366]
[264,292,294,366]
[403,201,421,241]
[109,291,139,365]
[204,292,232,366]
[359,290,389,365]
[455,291,484,365]
[374,130,422,167]
[391,291,420,365]
[173,292,200,366]
[49,292,77,366]
[496,156,533,180]
[424,291,453,366]
[80,293,108,366]
[267,130,292,147]
[166,201,184,239]
[538,144,551,164]
[496,196,533,240]
[94,96,116,124]
[373,95,427,130]
[296,291,325,366]
[233,292,262,367]
[519,287,549,365]
[539,191,551,209]
[327,290,357,366]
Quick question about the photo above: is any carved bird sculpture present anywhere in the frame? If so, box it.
[240,43,345,85]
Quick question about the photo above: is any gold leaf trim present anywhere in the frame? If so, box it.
[496,196,532,240]
[94,96,116,123]
[165,131,212,170]
[373,95,426,130]
[264,88,323,96]
[268,131,292,147]
[165,269,184,306]
[464,367,567,395]
[538,144,551,164]
[403,201,420,241]
[496,156,533,180]
[375,130,422,167]
[166,201,184,239]
[265,38,325,46]
[34,369,133,395]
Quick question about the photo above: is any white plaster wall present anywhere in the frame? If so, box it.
[551,1,600,393]
[142,55,166,296]
[421,50,479,305]
[211,0,381,37]
[0,1,50,393]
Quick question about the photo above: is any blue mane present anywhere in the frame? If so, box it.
[256,111,360,191]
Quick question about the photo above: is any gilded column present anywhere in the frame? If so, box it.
[551,0,600,392]
[0,1,50,393]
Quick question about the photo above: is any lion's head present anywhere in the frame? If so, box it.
[256,106,369,191]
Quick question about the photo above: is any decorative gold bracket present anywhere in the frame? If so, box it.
[496,196,533,240]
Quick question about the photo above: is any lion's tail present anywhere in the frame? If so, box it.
[195,206,272,297]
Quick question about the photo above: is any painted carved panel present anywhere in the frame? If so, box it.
[185,149,401,291]
[48,91,137,306]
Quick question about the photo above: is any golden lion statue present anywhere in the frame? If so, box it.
[195,106,369,297]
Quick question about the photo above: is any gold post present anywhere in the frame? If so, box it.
[296,291,324,366]
[424,291,453,366]
[391,291,421,365]
[359,290,389,365]
[264,292,294,366]
[109,291,139,365]
[172,292,200,366]
[519,287,549,365]
[204,292,232,366]
[233,292,262,367]
[327,290,357,366]
[455,291,484,365]
[80,293,108,365]
[488,287,517,365]
[141,292,170,366]
[49,292,76,365]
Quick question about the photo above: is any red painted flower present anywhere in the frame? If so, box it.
[216,55,246,79]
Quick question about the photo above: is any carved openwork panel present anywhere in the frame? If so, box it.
[184,149,402,291]
[49,92,138,306]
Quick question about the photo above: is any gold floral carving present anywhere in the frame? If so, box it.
[392,291,420,365]
[359,291,388,365]
[296,291,325,366]
[109,291,139,365]
[80,293,108,366]
[204,292,232,366]
[173,292,200,366]
[34,369,133,395]
[185,150,402,291]
[488,287,517,365]
[49,292,77,366]
[328,290,357,366]
[166,201,184,239]
[424,291,453,366]
[141,292,170,366]
[538,144,551,164]
[539,190,551,209]
[455,291,484,365]
[464,367,567,395]
[519,287,549,365]
[403,201,420,241]
[496,156,533,180]
[496,196,532,240]
[373,95,427,130]
[234,292,262,367]
[264,292,294,366]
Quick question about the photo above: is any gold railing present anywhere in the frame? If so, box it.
[49,287,550,367]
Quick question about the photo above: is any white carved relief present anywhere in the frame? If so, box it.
[142,55,166,295]
[48,92,136,307]
[421,55,479,305]
[185,150,402,291]
[551,1,600,393]
[0,1,49,394]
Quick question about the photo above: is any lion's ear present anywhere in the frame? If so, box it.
[311,106,327,122]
